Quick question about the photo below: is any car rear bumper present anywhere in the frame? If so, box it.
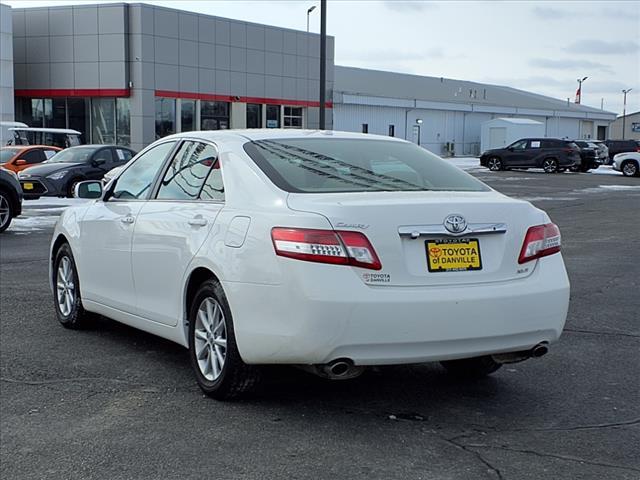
[224,254,570,365]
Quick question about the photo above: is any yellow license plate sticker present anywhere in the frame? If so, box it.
[426,238,482,272]
[23,182,34,190]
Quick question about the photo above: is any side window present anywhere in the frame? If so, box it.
[511,140,527,150]
[93,148,114,164]
[112,142,176,200]
[20,150,45,164]
[199,161,225,202]
[43,149,58,159]
[156,141,217,200]
[115,148,133,162]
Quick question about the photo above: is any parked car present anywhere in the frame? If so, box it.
[588,140,609,164]
[480,138,581,173]
[1,145,62,173]
[572,141,601,172]
[19,145,136,199]
[612,152,640,177]
[604,140,640,161]
[52,130,570,400]
[0,167,23,233]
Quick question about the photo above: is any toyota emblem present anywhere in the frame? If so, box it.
[444,214,467,234]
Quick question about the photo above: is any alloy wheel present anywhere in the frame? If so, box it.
[622,162,638,177]
[0,194,10,230]
[194,297,227,381]
[543,159,557,173]
[488,158,501,171]
[56,256,76,316]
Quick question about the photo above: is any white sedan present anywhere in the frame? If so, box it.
[612,152,640,177]
[50,130,570,399]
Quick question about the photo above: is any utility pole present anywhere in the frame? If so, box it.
[622,88,632,140]
[318,0,327,130]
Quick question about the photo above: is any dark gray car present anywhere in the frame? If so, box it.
[0,167,23,232]
[480,138,581,173]
[18,145,135,199]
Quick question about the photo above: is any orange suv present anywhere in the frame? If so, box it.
[0,145,62,173]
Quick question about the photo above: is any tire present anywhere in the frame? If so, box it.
[621,160,639,177]
[67,178,84,198]
[542,158,558,173]
[487,157,502,171]
[0,190,14,233]
[440,356,502,378]
[569,166,580,172]
[188,280,260,400]
[53,243,93,329]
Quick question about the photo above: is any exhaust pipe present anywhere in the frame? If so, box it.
[492,342,549,364]
[531,343,548,358]
[297,359,365,380]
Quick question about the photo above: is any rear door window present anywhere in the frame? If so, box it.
[156,141,217,200]
[93,148,114,164]
[115,148,133,162]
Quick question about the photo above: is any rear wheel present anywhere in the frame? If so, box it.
[621,160,639,177]
[188,280,260,400]
[487,157,502,171]
[0,190,14,233]
[542,158,558,173]
[440,356,502,378]
[53,243,93,329]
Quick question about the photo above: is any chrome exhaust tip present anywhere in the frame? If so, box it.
[531,343,549,358]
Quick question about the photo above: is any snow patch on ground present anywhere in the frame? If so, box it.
[447,157,483,172]
[9,215,60,232]
[7,198,90,232]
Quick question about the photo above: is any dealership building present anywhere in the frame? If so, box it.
[0,2,618,154]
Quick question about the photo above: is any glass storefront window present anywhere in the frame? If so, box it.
[155,98,176,139]
[31,99,44,127]
[91,98,116,144]
[283,106,303,128]
[181,100,196,132]
[201,101,229,130]
[246,103,262,128]
[266,105,280,128]
[51,99,67,129]
[116,98,131,146]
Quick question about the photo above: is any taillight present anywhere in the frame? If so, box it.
[271,227,382,270]
[518,223,561,264]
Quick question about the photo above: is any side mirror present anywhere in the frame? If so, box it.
[15,159,27,166]
[92,158,106,167]
[74,180,103,199]
[507,147,514,152]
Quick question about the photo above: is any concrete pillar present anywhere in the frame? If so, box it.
[230,102,246,129]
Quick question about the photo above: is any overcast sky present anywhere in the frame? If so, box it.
[6,0,640,115]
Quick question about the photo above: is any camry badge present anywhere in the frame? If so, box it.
[444,214,467,234]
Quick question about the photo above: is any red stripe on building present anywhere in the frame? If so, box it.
[15,89,130,97]
[155,90,333,108]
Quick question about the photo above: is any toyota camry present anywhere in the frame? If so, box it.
[50,130,570,399]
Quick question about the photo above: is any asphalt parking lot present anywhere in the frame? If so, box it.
[1,166,639,480]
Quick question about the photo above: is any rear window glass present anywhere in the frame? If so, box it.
[244,138,489,193]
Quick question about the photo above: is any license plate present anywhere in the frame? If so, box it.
[426,238,482,272]
[23,182,33,190]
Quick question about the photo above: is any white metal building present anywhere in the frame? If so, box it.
[333,66,617,156]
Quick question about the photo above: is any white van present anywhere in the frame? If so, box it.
[8,127,82,148]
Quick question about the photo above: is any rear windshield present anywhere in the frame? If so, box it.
[244,138,489,193]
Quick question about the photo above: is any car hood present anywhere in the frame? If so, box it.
[19,162,81,177]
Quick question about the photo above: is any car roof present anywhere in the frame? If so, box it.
[163,129,408,144]
[67,144,129,149]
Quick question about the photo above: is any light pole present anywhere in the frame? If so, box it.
[576,76,587,104]
[318,0,326,130]
[622,88,632,140]
[306,5,316,33]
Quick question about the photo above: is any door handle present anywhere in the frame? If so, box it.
[188,216,208,227]
[120,215,135,224]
